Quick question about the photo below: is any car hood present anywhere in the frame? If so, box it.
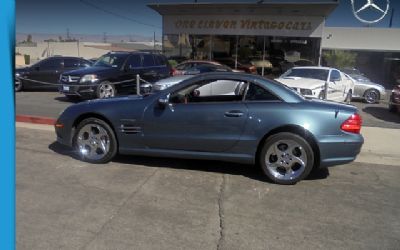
[15,66,30,73]
[63,66,118,77]
[275,77,325,90]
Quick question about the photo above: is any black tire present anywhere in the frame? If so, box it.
[344,90,352,104]
[259,132,315,185]
[363,89,380,104]
[96,81,116,99]
[65,95,81,102]
[389,96,397,113]
[15,79,23,92]
[73,118,117,164]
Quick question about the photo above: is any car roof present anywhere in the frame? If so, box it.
[179,60,221,65]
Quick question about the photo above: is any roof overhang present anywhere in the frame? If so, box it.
[148,1,338,17]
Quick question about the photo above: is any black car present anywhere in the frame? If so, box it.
[59,52,172,99]
[15,56,92,91]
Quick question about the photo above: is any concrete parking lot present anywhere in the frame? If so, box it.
[16,90,400,249]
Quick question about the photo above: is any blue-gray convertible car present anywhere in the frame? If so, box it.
[55,72,364,184]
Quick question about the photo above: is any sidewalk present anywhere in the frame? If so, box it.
[357,126,400,166]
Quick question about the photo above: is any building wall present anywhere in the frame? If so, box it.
[322,27,400,52]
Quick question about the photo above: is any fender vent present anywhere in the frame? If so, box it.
[120,124,141,134]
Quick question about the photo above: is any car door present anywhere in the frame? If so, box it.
[118,54,142,94]
[141,78,248,152]
[327,69,344,101]
[28,57,63,88]
[140,54,159,83]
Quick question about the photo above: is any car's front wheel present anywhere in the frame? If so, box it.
[260,132,314,185]
[73,118,117,163]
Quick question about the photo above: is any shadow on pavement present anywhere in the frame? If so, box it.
[48,141,329,183]
[363,106,400,124]
[54,96,82,103]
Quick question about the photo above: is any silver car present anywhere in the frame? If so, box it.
[349,74,386,104]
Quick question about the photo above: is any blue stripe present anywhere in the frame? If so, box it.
[0,0,15,249]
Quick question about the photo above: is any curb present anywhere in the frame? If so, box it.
[16,115,56,125]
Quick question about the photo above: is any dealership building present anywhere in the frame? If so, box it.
[149,1,400,86]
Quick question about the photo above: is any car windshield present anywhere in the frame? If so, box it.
[281,68,329,81]
[93,54,127,68]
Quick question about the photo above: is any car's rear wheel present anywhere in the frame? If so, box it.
[15,79,23,92]
[73,118,117,163]
[97,81,116,99]
[363,89,380,104]
[260,132,314,185]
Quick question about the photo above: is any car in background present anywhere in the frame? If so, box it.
[15,56,92,92]
[55,72,363,185]
[59,51,171,99]
[389,84,400,113]
[173,60,233,75]
[250,58,273,75]
[276,66,354,103]
[213,58,257,74]
[346,74,386,104]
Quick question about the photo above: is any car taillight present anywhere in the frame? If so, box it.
[341,113,362,134]
[249,66,257,74]
[170,68,177,76]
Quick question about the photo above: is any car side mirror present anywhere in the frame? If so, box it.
[158,96,169,108]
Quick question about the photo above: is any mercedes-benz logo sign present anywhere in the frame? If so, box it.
[351,0,390,24]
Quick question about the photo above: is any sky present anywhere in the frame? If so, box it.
[16,0,400,38]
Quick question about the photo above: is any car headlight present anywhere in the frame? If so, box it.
[300,89,312,96]
[15,73,20,77]
[80,74,98,83]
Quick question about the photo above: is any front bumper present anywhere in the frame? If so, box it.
[59,83,97,97]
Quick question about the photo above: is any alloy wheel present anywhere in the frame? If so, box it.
[76,123,111,161]
[264,139,307,181]
[99,83,115,98]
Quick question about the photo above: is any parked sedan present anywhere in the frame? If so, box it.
[55,72,363,185]
[348,74,386,104]
[276,67,354,103]
[173,60,232,75]
[15,56,92,91]
[389,84,400,113]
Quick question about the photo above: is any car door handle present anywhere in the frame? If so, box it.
[224,110,244,117]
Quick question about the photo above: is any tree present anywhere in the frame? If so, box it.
[323,50,356,69]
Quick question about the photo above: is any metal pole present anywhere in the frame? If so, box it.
[325,70,331,100]
[77,40,80,57]
[136,74,141,96]
[235,35,238,69]
[153,31,156,52]
[262,36,266,76]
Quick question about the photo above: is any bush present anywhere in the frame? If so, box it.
[168,59,178,68]
[323,50,356,69]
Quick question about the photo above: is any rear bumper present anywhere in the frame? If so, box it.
[317,133,364,168]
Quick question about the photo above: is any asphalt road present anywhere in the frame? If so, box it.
[17,126,400,250]
[16,90,400,129]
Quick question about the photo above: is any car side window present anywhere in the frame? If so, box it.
[155,55,166,66]
[245,83,280,101]
[79,59,92,67]
[127,55,142,69]
[143,54,155,67]
[330,70,341,82]
[64,58,80,68]
[169,79,247,104]
[39,58,63,70]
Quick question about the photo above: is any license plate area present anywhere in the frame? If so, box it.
[63,85,70,91]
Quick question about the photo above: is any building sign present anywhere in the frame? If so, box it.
[164,15,324,37]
